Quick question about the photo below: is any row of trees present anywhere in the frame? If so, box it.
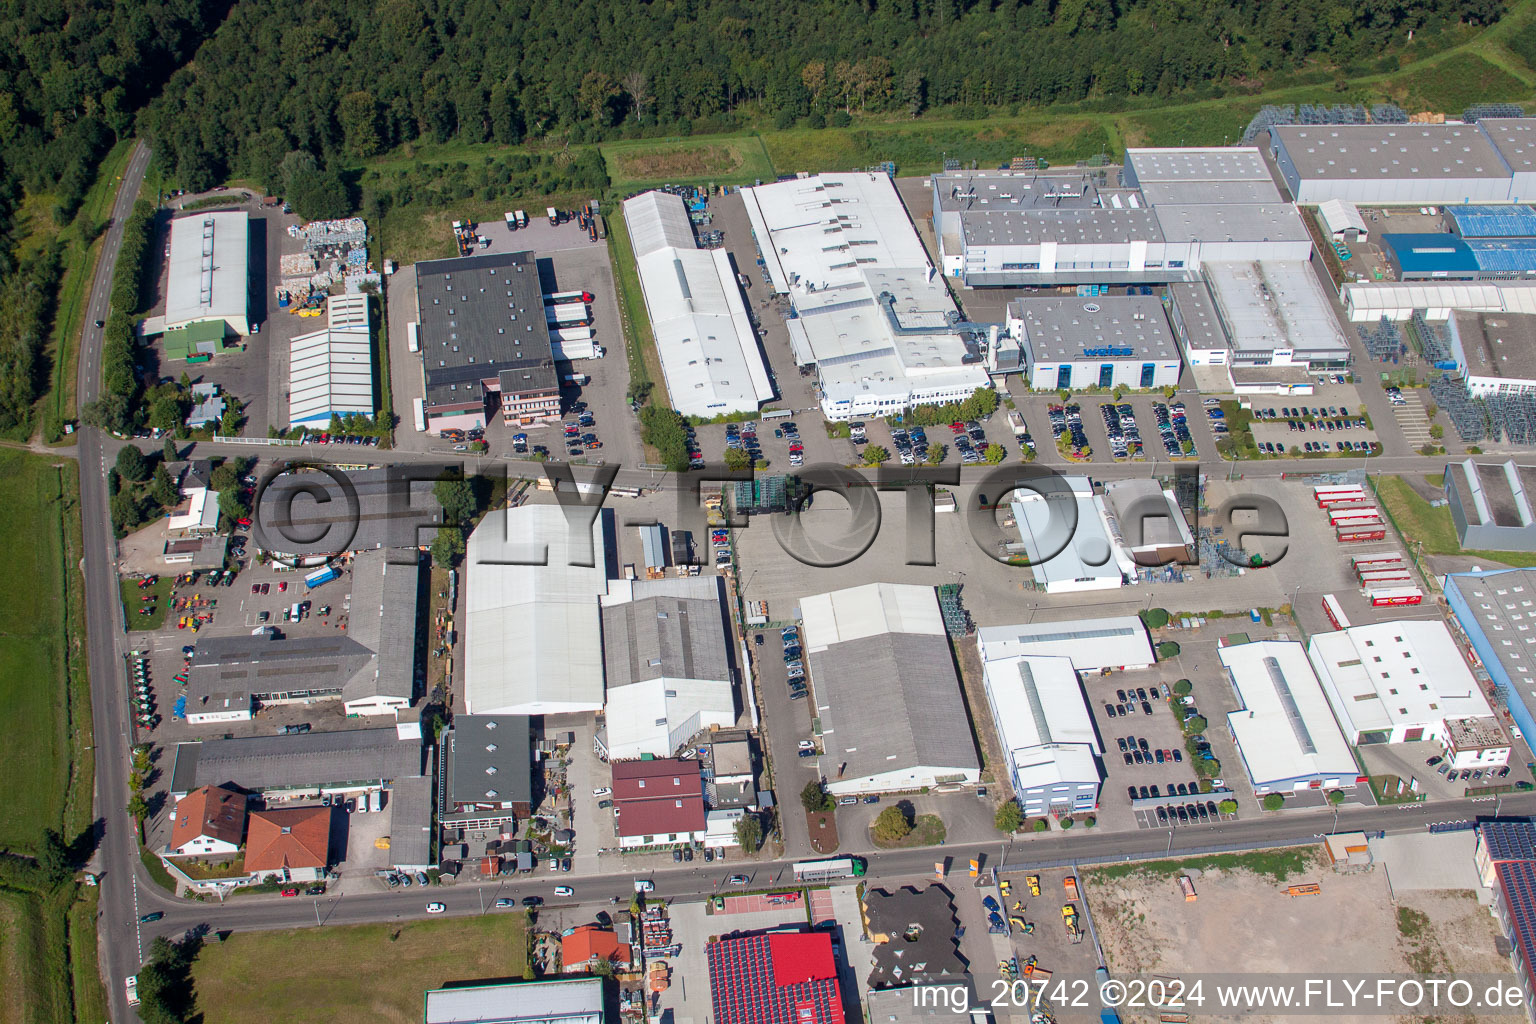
[898,387,1001,429]
[0,243,61,434]
[86,201,155,436]
[134,0,1498,193]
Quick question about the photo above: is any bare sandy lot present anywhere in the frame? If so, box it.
[1085,849,1513,1024]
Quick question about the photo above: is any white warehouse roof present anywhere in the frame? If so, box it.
[800,582,946,646]
[1318,199,1368,238]
[165,211,250,334]
[977,615,1154,672]
[1008,476,1129,593]
[1307,619,1491,739]
[983,654,1101,792]
[623,191,772,418]
[1220,640,1357,791]
[288,294,374,425]
[465,505,608,715]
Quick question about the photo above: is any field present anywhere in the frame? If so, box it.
[0,453,76,852]
[1374,474,1536,567]
[120,574,172,631]
[604,135,775,192]
[192,915,529,1023]
[762,117,1110,177]
[1087,849,1509,987]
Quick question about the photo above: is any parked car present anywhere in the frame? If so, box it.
[554,886,574,896]
[522,896,544,907]
[728,874,749,885]
[426,902,446,914]
[495,898,515,908]
[139,911,164,923]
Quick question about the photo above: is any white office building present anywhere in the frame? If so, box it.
[622,191,773,418]
[741,173,992,421]
[976,616,1154,672]
[1008,295,1182,391]
[1307,619,1505,767]
[165,211,250,335]
[1219,640,1359,794]
[982,654,1101,815]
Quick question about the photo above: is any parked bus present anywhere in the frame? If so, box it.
[792,857,867,882]
[413,398,427,433]
[1368,586,1423,607]
[1322,594,1351,630]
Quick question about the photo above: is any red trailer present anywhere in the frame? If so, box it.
[1329,507,1381,525]
[1337,524,1387,542]
[1368,586,1423,607]
[1315,486,1368,508]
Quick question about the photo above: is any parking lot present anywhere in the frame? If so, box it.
[1245,385,1381,457]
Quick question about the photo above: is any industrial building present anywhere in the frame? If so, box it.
[1007,476,1130,593]
[437,714,533,833]
[164,210,250,335]
[741,173,995,421]
[423,977,605,1024]
[864,885,968,990]
[288,293,374,425]
[1318,199,1369,241]
[981,654,1101,815]
[1446,568,1536,746]
[1445,459,1536,551]
[930,148,1312,289]
[1307,619,1505,766]
[1268,123,1517,204]
[253,467,442,560]
[707,932,846,1024]
[414,250,559,431]
[1100,479,1197,565]
[599,575,736,760]
[1006,295,1182,391]
[168,727,424,800]
[181,550,421,721]
[1471,821,1536,1019]
[1448,311,1536,395]
[801,583,980,795]
[1198,260,1352,373]
[1339,280,1536,321]
[1446,204,1536,238]
[610,757,707,848]
[622,191,773,418]
[976,616,1154,673]
[1218,640,1359,795]
[464,505,608,716]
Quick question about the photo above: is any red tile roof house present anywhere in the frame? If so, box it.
[611,757,707,849]
[243,806,332,883]
[561,925,633,974]
[707,932,846,1024]
[167,785,248,858]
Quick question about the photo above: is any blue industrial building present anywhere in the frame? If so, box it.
[1447,204,1536,238]
[1379,233,1480,279]
[1468,238,1536,278]
[1445,568,1536,746]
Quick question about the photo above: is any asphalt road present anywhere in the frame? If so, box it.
[77,140,152,1024]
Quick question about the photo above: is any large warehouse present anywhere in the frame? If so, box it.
[1308,619,1505,765]
[1268,119,1536,205]
[1445,458,1536,551]
[741,173,992,421]
[1008,476,1131,593]
[622,191,773,418]
[165,211,250,335]
[1007,295,1182,391]
[464,505,609,716]
[1218,640,1359,795]
[414,250,559,431]
[1448,311,1536,396]
[982,653,1101,816]
[288,293,374,425]
[1199,260,1351,371]
[801,583,980,794]
[1447,568,1536,746]
[976,616,1154,673]
[930,148,1313,288]
[599,576,737,759]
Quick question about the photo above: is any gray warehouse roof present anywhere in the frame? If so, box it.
[933,172,1104,212]
[1138,179,1283,205]
[1169,281,1229,352]
[344,551,422,704]
[255,467,441,557]
[1126,147,1272,183]
[1478,118,1536,176]
[387,772,434,869]
[1272,124,1508,180]
[170,728,423,795]
[1453,310,1536,382]
[602,590,731,690]
[960,207,1162,246]
[1011,295,1179,362]
[1153,204,1311,244]
[444,715,533,808]
[185,633,371,710]
[415,250,558,408]
[812,632,978,785]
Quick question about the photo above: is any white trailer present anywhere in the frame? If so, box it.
[407,321,420,353]
[546,302,590,325]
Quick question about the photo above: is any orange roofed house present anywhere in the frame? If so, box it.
[168,785,248,858]
[243,806,332,882]
[562,925,633,974]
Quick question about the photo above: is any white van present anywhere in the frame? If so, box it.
[355,792,368,814]
[370,790,382,813]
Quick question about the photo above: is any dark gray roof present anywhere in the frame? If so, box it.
[813,633,978,784]
[864,885,967,990]
[174,728,422,793]
[960,207,1163,246]
[445,715,533,807]
[1480,819,1536,862]
[254,467,442,557]
[1452,311,1536,382]
[343,550,422,703]
[602,590,731,689]
[415,250,558,407]
[186,633,372,708]
[388,773,435,869]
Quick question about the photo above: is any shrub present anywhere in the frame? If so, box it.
[1218,799,1238,814]
[1326,789,1345,805]
[1183,715,1207,735]
[1157,640,1181,659]
[994,801,1024,834]
[1060,816,1075,829]
[1140,607,1170,629]
[1031,817,1049,833]
[1081,815,1096,828]
[800,780,833,814]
